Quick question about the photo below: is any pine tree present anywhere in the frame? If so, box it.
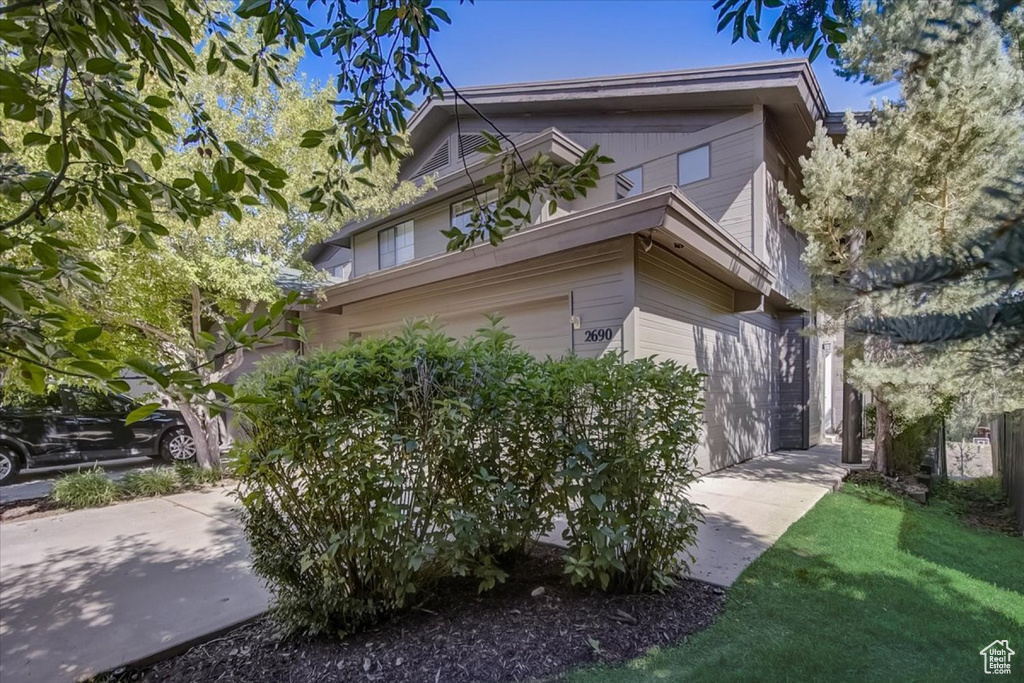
[781,0,1024,473]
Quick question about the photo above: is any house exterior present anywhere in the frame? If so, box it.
[302,59,843,473]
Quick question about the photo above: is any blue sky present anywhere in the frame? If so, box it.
[298,1,896,113]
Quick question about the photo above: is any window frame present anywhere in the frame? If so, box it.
[450,188,500,235]
[377,220,414,270]
[677,144,711,187]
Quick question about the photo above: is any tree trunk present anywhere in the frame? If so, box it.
[841,325,863,465]
[174,399,222,471]
[873,395,895,476]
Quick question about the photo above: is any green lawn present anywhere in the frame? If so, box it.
[568,482,1024,682]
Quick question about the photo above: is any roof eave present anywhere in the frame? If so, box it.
[316,188,774,311]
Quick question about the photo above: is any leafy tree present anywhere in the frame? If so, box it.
[777,0,1024,473]
[1,0,607,467]
[62,33,424,468]
[715,0,1019,65]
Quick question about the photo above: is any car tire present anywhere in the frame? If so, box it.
[0,445,23,486]
[161,428,198,464]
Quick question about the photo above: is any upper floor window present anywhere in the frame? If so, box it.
[451,188,500,234]
[615,167,643,199]
[378,221,414,269]
[677,145,710,186]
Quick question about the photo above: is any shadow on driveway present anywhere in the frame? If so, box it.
[0,490,268,682]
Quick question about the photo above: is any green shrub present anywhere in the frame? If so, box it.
[174,462,222,489]
[232,322,705,635]
[52,468,118,509]
[118,468,180,498]
[892,414,942,475]
[551,354,705,592]
[444,321,561,587]
[233,324,476,635]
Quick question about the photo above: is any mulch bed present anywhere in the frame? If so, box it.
[0,497,63,523]
[107,545,725,683]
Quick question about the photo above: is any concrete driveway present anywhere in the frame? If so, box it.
[0,458,155,504]
[0,487,268,683]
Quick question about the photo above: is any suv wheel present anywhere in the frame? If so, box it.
[161,429,198,463]
[0,446,22,486]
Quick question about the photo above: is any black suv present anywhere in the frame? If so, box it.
[0,389,195,485]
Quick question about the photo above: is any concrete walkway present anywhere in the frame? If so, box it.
[0,487,268,683]
[547,442,855,586]
[687,442,854,586]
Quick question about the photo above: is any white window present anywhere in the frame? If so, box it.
[616,167,643,199]
[677,145,710,186]
[378,220,414,269]
[451,188,500,234]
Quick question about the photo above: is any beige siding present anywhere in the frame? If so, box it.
[358,110,763,281]
[682,127,757,248]
[634,247,781,472]
[303,238,634,360]
[764,125,809,299]
[413,204,451,259]
[352,229,377,277]
[439,298,570,358]
[351,194,558,279]
[402,110,740,182]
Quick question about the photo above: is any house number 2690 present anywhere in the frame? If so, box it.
[583,327,615,343]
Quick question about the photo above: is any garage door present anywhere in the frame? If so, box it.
[441,297,571,359]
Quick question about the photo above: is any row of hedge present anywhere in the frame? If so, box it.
[232,321,706,636]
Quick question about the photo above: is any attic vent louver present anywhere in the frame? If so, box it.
[458,133,488,158]
[416,140,450,176]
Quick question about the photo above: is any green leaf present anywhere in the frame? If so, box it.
[0,277,24,314]
[265,188,288,212]
[225,202,243,222]
[589,493,606,511]
[74,326,103,343]
[232,394,275,405]
[85,57,117,74]
[428,7,451,24]
[144,95,172,108]
[125,402,162,425]
[22,132,50,146]
[31,241,59,268]
[236,0,273,19]
[45,142,65,172]
[207,382,235,398]
[68,360,112,379]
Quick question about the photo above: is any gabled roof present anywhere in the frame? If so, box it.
[407,59,834,160]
